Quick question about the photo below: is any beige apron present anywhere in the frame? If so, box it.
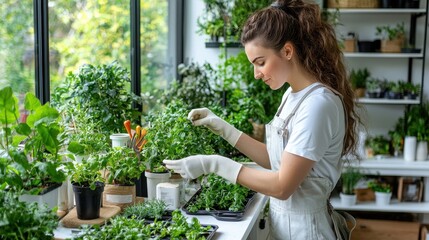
[265,84,355,240]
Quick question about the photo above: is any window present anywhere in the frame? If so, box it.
[0,1,35,103]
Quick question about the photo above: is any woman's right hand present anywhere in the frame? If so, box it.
[188,108,242,146]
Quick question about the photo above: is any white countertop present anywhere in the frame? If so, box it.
[54,193,269,240]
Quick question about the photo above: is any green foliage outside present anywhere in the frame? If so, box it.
[1,0,168,100]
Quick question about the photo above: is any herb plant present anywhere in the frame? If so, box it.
[67,157,104,190]
[341,166,363,195]
[186,174,252,213]
[74,210,212,240]
[0,190,58,239]
[95,146,146,185]
[142,100,217,172]
[368,179,391,193]
[51,61,142,136]
[376,22,405,40]
[122,199,168,220]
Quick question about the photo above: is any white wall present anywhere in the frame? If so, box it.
[183,0,429,136]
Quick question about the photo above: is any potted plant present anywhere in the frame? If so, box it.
[349,68,369,98]
[67,158,105,220]
[0,87,68,209]
[51,61,143,138]
[142,100,217,200]
[376,22,405,53]
[340,165,363,206]
[406,103,429,161]
[365,135,391,158]
[96,146,146,209]
[368,179,392,205]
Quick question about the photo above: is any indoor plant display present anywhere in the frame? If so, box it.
[368,179,392,205]
[349,68,369,98]
[340,165,363,206]
[68,157,105,220]
[0,87,68,209]
[376,22,405,53]
[96,146,146,209]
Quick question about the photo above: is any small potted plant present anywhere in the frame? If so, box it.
[368,179,392,205]
[365,135,391,158]
[349,68,369,98]
[96,146,146,209]
[68,158,105,220]
[376,22,405,53]
[340,166,363,206]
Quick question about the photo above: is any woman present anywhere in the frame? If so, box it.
[164,0,362,239]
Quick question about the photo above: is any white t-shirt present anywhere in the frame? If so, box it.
[274,83,345,187]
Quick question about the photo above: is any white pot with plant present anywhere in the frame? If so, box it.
[340,165,363,206]
[368,179,392,205]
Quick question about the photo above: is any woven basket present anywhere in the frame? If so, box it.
[328,0,379,8]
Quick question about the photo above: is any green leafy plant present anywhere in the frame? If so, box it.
[67,124,110,157]
[368,179,391,193]
[122,199,168,220]
[365,135,391,156]
[376,22,405,41]
[0,190,58,239]
[349,68,369,89]
[142,100,217,172]
[74,210,211,240]
[0,87,67,193]
[406,102,429,142]
[185,174,252,212]
[51,61,142,137]
[67,157,104,190]
[96,146,146,185]
[341,166,363,195]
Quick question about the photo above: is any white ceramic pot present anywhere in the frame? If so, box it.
[340,193,357,206]
[110,133,130,147]
[19,185,60,209]
[403,136,417,162]
[416,141,428,161]
[375,191,392,205]
[145,171,171,200]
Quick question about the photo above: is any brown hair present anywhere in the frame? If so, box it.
[241,0,363,159]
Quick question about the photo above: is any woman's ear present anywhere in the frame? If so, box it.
[282,42,294,60]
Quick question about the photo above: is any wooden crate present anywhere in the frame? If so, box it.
[351,219,420,240]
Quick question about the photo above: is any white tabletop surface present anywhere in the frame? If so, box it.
[54,193,269,240]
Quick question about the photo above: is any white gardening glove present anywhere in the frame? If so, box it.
[163,155,242,184]
[188,108,242,146]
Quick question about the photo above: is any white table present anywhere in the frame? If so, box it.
[54,193,269,240]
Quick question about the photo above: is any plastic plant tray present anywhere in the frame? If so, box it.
[182,189,257,221]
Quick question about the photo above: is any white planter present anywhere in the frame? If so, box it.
[145,171,171,200]
[19,185,60,209]
[375,191,391,205]
[403,136,417,162]
[340,193,357,206]
[110,133,130,147]
[416,141,428,161]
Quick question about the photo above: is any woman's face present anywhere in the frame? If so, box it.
[244,40,291,90]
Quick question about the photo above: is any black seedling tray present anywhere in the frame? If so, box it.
[182,189,256,221]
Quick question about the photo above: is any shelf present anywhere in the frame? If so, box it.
[326,8,427,14]
[351,158,429,177]
[356,98,420,104]
[344,52,423,58]
[331,197,429,213]
[205,42,242,48]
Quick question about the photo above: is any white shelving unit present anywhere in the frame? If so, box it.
[332,158,429,219]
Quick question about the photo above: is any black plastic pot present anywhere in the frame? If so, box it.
[73,182,104,220]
